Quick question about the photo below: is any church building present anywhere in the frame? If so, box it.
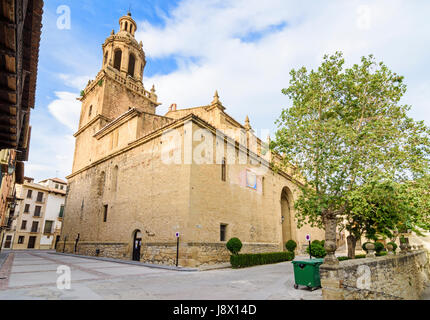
[59,12,324,267]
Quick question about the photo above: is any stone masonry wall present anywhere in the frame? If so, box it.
[320,250,430,300]
[59,240,281,267]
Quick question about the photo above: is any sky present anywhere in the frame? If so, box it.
[27,0,430,182]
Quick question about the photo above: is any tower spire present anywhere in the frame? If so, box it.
[244,115,251,130]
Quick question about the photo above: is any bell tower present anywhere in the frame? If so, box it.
[102,12,146,81]
[72,12,160,173]
[76,12,159,129]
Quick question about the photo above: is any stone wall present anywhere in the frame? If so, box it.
[320,250,430,300]
[60,241,129,260]
[59,240,282,267]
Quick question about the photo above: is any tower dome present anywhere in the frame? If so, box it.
[118,11,137,37]
[101,12,146,81]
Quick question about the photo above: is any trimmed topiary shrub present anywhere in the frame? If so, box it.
[337,256,350,261]
[376,251,387,256]
[362,242,372,253]
[311,240,321,246]
[226,237,242,255]
[230,252,294,268]
[387,241,398,252]
[306,243,326,258]
[374,242,385,254]
[285,240,297,253]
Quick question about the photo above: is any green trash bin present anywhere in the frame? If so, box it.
[292,258,324,290]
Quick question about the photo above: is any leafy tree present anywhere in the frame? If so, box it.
[272,52,430,264]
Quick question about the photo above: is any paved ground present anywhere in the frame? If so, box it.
[0,251,322,300]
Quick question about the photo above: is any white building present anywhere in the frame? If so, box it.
[1,177,67,250]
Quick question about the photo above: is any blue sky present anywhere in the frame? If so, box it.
[28,0,430,182]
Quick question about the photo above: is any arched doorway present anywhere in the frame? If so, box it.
[281,187,293,248]
[132,229,142,261]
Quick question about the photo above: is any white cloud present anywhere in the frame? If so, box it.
[29,0,430,181]
[135,0,430,130]
[57,74,92,91]
[47,91,81,132]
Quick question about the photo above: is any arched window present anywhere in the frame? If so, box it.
[104,51,108,65]
[114,49,122,71]
[125,22,128,32]
[88,105,92,117]
[129,24,132,33]
[128,53,136,77]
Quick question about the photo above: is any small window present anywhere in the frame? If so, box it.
[34,206,41,217]
[103,205,108,222]
[36,192,43,202]
[55,184,59,189]
[31,221,39,233]
[26,190,32,199]
[88,105,92,117]
[44,221,54,234]
[220,224,227,241]
[18,236,25,244]
[59,205,64,218]
[21,220,27,230]
[24,204,30,213]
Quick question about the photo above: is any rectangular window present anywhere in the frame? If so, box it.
[221,158,226,182]
[220,224,227,242]
[34,206,41,217]
[21,220,27,230]
[26,190,32,199]
[55,184,59,189]
[24,204,30,213]
[44,221,54,234]
[31,221,39,233]
[36,192,44,202]
[103,205,108,222]
[59,205,64,218]
[18,236,25,244]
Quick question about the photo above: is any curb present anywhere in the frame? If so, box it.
[50,252,198,272]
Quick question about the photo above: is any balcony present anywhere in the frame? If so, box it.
[43,228,53,235]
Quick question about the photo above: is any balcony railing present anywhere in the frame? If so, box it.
[43,228,53,235]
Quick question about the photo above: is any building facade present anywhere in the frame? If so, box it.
[2,177,66,250]
[0,0,44,251]
[59,13,325,267]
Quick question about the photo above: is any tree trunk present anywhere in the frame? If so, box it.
[347,235,356,259]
